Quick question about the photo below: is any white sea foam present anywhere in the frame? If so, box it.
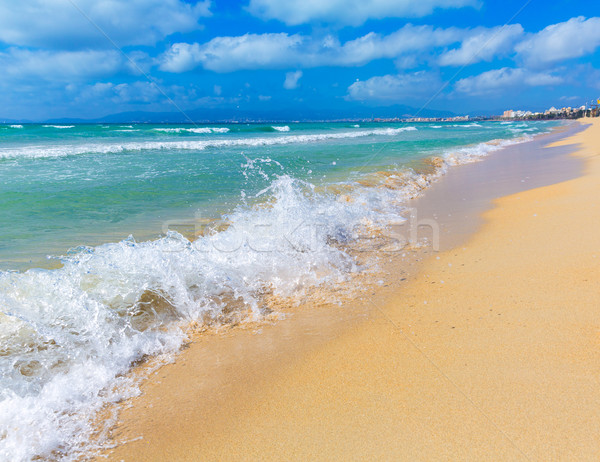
[43,125,75,129]
[442,136,531,166]
[0,127,418,160]
[0,123,547,460]
[272,125,290,132]
[153,127,230,134]
[452,123,482,128]
[9,125,23,129]
[0,169,410,460]
[509,127,536,134]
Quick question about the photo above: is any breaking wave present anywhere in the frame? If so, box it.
[0,127,418,160]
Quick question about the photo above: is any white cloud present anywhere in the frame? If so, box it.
[439,24,523,66]
[0,0,211,49]
[157,43,202,73]
[247,0,478,26]
[160,34,304,72]
[0,48,123,82]
[455,67,563,95]
[160,25,464,73]
[515,16,600,67]
[335,25,462,66]
[347,71,442,103]
[284,70,303,89]
[157,18,600,77]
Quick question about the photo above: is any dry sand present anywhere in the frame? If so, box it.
[102,119,600,461]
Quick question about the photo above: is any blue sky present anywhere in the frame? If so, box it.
[1,0,599,121]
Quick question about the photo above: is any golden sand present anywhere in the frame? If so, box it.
[101,119,600,461]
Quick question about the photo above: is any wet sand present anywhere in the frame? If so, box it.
[100,119,600,461]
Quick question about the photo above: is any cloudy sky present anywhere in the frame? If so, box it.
[1,0,599,121]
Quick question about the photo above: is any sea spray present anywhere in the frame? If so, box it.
[0,171,412,460]
[0,120,560,460]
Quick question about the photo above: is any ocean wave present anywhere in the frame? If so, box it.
[0,125,544,460]
[0,127,418,160]
[509,127,536,134]
[43,125,75,129]
[442,136,531,166]
[7,125,23,129]
[272,125,290,132]
[452,123,482,128]
[153,127,230,134]
[0,169,410,460]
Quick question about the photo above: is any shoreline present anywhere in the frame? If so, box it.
[99,119,599,460]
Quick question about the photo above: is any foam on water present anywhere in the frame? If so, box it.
[0,127,417,160]
[442,135,531,166]
[272,125,290,132]
[153,127,230,134]
[42,125,75,129]
[452,123,483,128]
[0,122,555,460]
[0,165,416,460]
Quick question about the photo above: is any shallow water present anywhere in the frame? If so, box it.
[0,120,559,461]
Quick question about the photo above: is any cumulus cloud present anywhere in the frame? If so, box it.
[439,24,523,66]
[454,67,563,95]
[0,0,211,49]
[0,48,123,82]
[347,71,442,103]
[160,25,464,72]
[160,19,600,75]
[160,33,304,72]
[247,0,478,26]
[336,25,462,65]
[283,70,303,89]
[515,16,600,68]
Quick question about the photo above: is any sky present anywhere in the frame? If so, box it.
[1,0,599,121]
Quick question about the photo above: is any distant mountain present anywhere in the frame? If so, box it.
[41,103,455,124]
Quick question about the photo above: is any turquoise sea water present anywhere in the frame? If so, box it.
[0,120,558,460]
[0,121,555,269]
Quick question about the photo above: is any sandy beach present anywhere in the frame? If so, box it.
[101,119,600,461]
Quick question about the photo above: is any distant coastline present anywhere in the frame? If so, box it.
[2,104,597,125]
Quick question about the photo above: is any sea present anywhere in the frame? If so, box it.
[0,120,559,460]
